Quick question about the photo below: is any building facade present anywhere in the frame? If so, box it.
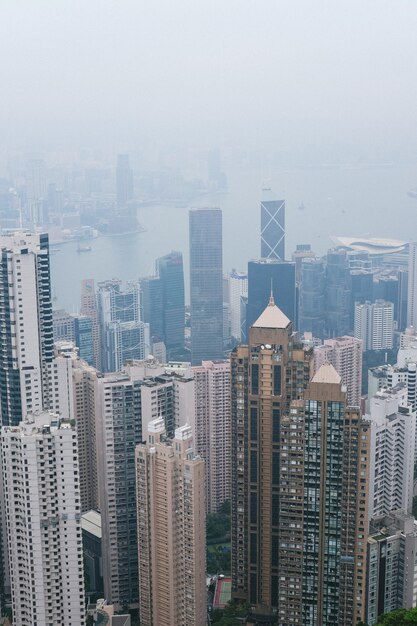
[314,336,363,406]
[189,208,223,365]
[157,251,185,357]
[0,232,53,426]
[1,411,85,625]
[407,242,417,328]
[136,420,206,626]
[354,300,394,351]
[260,189,285,261]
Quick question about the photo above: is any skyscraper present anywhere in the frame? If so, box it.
[299,257,326,338]
[192,360,231,513]
[303,364,370,626]
[116,154,134,207]
[140,276,164,342]
[260,189,285,260]
[407,242,417,328]
[231,296,313,623]
[136,419,206,626]
[0,232,53,426]
[228,270,248,341]
[80,278,101,370]
[1,411,86,625]
[157,251,185,357]
[232,299,369,625]
[354,300,394,351]
[325,248,352,337]
[189,208,223,365]
[246,259,296,336]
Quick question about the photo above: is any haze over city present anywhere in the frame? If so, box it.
[2,2,417,626]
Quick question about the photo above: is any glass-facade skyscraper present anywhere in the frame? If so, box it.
[246,259,296,337]
[260,189,285,261]
[157,250,185,357]
[189,209,223,365]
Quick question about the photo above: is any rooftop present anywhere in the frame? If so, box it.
[312,362,342,385]
[252,295,291,329]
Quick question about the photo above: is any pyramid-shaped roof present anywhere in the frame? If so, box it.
[252,294,291,329]
[311,362,341,385]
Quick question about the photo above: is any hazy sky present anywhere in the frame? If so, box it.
[2,1,417,160]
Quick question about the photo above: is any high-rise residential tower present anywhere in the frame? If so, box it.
[231,295,313,623]
[0,232,53,426]
[1,411,86,625]
[354,300,394,351]
[136,419,206,626]
[189,208,223,365]
[192,360,231,513]
[325,248,352,337]
[157,251,185,357]
[260,189,285,261]
[314,335,363,406]
[228,270,248,341]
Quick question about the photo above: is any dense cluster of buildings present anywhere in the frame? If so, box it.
[1,184,417,626]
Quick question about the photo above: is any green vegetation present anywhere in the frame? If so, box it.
[375,607,417,624]
[211,601,248,625]
[207,501,231,574]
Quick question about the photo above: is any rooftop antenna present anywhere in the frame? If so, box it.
[269,278,275,306]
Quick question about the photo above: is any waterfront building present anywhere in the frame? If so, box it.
[408,242,417,329]
[140,276,164,343]
[192,360,231,513]
[325,248,352,337]
[116,154,134,207]
[1,411,85,625]
[157,251,185,357]
[299,257,326,339]
[366,385,415,518]
[80,278,101,370]
[0,232,53,426]
[354,300,394,351]
[314,335,363,406]
[136,420,206,626]
[53,310,94,366]
[246,259,296,336]
[260,189,285,261]
[366,511,417,625]
[189,208,223,365]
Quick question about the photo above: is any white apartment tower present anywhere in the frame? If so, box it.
[1,411,85,625]
[136,419,206,626]
[366,384,416,519]
[314,336,363,406]
[0,232,54,426]
[192,360,231,513]
[408,242,417,329]
[229,270,248,341]
[354,300,394,351]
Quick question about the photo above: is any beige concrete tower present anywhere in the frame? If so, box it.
[231,295,313,623]
[136,419,206,626]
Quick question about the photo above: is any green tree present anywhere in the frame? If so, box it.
[212,601,248,625]
[375,607,417,624]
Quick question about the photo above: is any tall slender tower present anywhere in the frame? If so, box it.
[231,295,313,623]
[0,232,53,426]
[1,411,86,625]
[136,419,206,626]
[80,278,101,370]
[231,299,369,625]
[260,189,285,260]
[116,154,134,207]
[189,208,223,365]
[157,250,185,357]
[408,242,417,328]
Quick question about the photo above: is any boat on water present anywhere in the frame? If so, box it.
[77,244,92,253]
[407,188,417,199]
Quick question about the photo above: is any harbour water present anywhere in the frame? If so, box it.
[51,162,417,312]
